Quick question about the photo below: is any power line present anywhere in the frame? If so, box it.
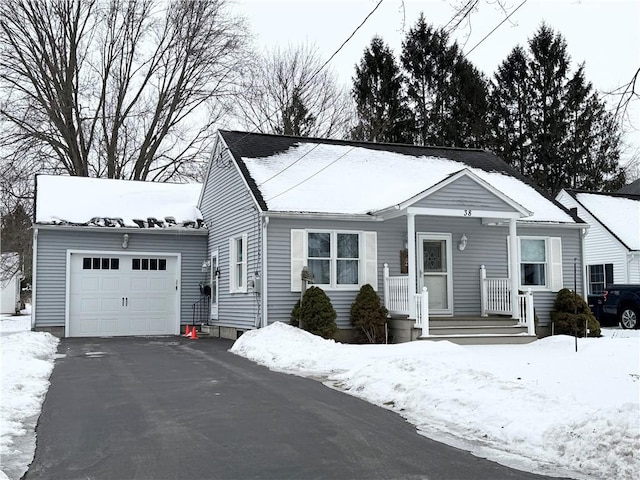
[464,0,528,57]
[442,0,476,32]
[220,0,385,158]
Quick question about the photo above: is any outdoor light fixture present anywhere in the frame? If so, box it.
[201,259,211,272]
[122,233,129,249]
[458,233,468,251]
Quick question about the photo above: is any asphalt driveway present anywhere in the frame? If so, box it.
[24,337,571,480]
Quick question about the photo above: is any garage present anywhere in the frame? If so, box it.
[67,252,180,337]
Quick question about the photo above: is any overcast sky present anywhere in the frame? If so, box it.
[235,0,640,169]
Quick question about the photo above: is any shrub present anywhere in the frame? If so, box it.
[290,286,338,339]
[551,288,601,337]
[350,284,388,343]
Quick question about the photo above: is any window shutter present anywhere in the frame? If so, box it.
[549,237,563,292]
[290,229,306,292]
[605,263,614,287]
[241,233,248,293]
[363,231,378,291]
[228,238,235,293]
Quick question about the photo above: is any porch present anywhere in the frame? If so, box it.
[383,264,537,345]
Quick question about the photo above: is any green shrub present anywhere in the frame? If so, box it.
[350,284,388,343]
[290,286,338,339]
[551,288,601,337]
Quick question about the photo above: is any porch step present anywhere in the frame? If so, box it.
[417,333,538,345]
[429,324,528,336]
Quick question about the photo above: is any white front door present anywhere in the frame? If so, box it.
[417,233,453,315]
[210,250,219,320]
[68,252,179,337]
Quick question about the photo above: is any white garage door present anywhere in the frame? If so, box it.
[68,253,179,337]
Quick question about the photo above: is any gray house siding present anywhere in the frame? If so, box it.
[265,216,582,329]
[412,175,516,212]
[33,228,207,330]
[199,147,262,330]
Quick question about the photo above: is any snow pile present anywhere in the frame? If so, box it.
[231,322,640,480]
[0,313,59,480]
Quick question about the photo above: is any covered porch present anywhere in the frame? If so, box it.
[373,170,538,344]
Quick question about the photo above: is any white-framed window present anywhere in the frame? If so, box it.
[588,263,613,295]
[229,234,248,293]
[516,236,563,291]
[291,229,377,292]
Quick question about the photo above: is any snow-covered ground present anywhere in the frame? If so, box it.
[0,308,58,480]
[1,315,638,480]
[231,322,640,480]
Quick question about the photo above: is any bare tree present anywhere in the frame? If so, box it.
[235,43,353,138]
[0,0,249,182]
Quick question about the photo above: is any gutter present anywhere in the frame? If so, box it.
[263,211,383,222]
[34,224,209,235]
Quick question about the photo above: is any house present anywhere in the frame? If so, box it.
[197,130,585,342]
[1,252,22,314]
[31,175,207,337]
[618,178,640,195]
[556,189,640,294]
[31,131,587,342]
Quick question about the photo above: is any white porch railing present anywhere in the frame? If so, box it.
[383,263,410,315]
[413,288,429,336]
[480,265,535,335]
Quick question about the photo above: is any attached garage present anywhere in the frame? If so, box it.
[32,175,208,338]
[67,252,180,337]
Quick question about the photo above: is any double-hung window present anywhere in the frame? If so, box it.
[229,234,248,293]
[307,231,360,287]
[588,263,613,295]
[516,236,563,291]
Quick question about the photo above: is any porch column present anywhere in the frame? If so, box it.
[407,212,417,319]
[509,218,520,319]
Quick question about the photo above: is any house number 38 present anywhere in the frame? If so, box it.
[463,210,472,216]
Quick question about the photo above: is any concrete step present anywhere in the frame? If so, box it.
[429,325,529,335]
[429,317,518,328]
[417,334,538,345]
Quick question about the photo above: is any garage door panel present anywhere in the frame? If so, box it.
[69,253,178,337]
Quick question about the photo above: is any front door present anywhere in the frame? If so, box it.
[210,250,219,320]
[417,233,453,315]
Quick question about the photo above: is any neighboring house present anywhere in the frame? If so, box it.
[1,252,22,314]
[31,175,207,337]
[618,178,640,195]
[556,189,640,293]
[198,130,585,341]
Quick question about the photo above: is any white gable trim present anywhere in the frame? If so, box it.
[373,169,532,219]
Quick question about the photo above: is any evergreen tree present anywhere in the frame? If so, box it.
[351,36,410,143]
[487,46,530,175]
[400,15,488,147]
[489,23,625,193]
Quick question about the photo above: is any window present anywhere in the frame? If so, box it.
[291,229,377,292]
[82,257,120,270]
[229,234,248,293]
[131,258,167,271]
[588,263,613,295]
[515,237,563,292]
[307,231,360,287]
[520,239,546,286]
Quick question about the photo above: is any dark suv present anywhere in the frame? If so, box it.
[590,285,640,329]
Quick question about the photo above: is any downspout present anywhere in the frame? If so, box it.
[509,219,520,319]
[261,215,269,328]
[31,228,38,330]
[628,252,639,283]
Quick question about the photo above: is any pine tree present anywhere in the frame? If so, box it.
[351,36,410,143]
[400,14,488,147]
[487,46,531,175]
[488,23,625,194]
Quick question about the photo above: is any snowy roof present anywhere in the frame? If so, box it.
[219,131,576,224]
[35,175,204,229]
[571,191,640,251]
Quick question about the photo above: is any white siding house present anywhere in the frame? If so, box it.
[556,190,640,294]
